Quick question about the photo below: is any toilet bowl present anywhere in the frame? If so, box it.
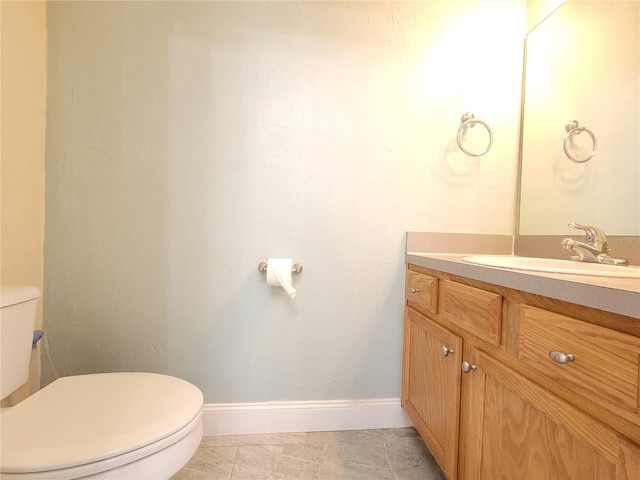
[0,373,203,480]
[0,286,204,479]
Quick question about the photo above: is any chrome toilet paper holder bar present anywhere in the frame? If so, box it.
[258,262,303,274]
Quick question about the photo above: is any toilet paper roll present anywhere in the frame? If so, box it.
[266,258,297,299]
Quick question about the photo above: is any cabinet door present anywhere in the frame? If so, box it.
[402,308,463,480]
[460,348,640,480]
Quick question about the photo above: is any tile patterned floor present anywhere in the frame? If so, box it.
[172,428,446,480]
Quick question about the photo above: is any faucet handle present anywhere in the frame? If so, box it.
[568,223,608,246]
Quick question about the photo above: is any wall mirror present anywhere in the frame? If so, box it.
[518,1,639,235]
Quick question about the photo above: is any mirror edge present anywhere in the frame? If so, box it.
[516,1,565,236]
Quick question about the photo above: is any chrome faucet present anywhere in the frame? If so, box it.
[561,223,628,265]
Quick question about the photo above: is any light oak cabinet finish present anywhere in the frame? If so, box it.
[406,269,438,314]
[441,280,502,346]
[402,263,640,480]
[461,349,640,480]
[516,304,640,424]
[403,308,462,480]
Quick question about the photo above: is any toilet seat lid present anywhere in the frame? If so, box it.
[0,372,203,474]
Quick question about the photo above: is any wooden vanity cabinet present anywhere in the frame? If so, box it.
[403,307,462,479]
[402,263,640,480]
[460,348,639,479]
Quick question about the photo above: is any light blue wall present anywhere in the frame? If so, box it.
[43,1,524,403]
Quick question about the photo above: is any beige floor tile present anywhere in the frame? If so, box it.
[279,442,327,462]
[386,437,445,480]
[171,444,237,480]
[321,440,388,469]
[172,428,444,480]
[317,458,394,480]
[305,429,384,445]
[231,444,284,479]
[202,432,308,447]
[272,452,322,480]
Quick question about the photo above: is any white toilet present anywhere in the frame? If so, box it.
[0,285,204,479]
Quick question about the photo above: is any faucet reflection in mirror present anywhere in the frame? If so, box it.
[561,223,628,266]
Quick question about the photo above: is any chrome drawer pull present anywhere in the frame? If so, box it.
[549,351,575,364]
[442,346,454,357]
[409,287,420,293]
[461,361,477,373]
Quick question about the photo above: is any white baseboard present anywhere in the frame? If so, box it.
[202,398,413,436]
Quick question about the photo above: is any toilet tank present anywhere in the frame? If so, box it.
[1,285,40,401]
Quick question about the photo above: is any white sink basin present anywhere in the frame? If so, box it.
[463,255,640,279]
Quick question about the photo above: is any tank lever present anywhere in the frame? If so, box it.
[32,330,44,349]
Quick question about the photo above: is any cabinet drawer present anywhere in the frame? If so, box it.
[406,270,438,314]
[517,305,640,418]
[442,280,502,345]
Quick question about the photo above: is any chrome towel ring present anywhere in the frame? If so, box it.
[564,120,597,163]
[456,112,493,157]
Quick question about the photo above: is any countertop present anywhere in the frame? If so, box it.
[406,253,640,320]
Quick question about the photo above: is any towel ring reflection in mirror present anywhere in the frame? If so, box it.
[563,120,597,163]
[456,112,493,157]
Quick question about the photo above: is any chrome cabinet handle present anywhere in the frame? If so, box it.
[441,346,454,357]
[409,287,420,293]
[549,351,575,364]
[461,361,477,373]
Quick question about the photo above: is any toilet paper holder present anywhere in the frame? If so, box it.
[258,261,303,274]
